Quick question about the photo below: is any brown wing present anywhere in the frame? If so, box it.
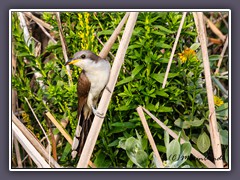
[77,71,90,120]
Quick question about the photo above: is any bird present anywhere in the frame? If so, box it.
[65,50,111,159]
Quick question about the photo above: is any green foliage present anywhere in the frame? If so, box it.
[12,12,229,168]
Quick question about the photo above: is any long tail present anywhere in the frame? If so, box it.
[71,102,93,159]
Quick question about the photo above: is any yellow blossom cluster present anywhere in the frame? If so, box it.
[77,12,95,50]
[178,48,198,63]
[214,95,224,107]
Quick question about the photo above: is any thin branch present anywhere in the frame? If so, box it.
[162,12,187,88]
[23,12,54,31]
[12,113,60,168]
[35,21,57,44]
[141,107,216,168]
[215,36,228,74]
[77,12,139,168]
[12,123,51,168]
[24,97,51,165]
[136,107,163,168]
[55,12,72,85]
[218,12,228,28]
[194,12,223,168]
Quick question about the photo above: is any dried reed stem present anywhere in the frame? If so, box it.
[215,36,228,74]
[12,123,51,168]
[23,12,53,30]
[55,12,72,84]
[77,12,139,168]
[13,135,23,168]
[136,107,163,168]
[193,12,223,168]
[162,12,187,88]
[99,12,130,59]
[141,107,216,168]
[204,15,226,42]
[12,113,60,168]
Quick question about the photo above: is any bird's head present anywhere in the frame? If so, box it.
[65,50,101,70]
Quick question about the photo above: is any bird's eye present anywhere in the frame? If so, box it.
[81,54,86,59]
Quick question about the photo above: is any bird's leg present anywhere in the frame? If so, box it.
[91,105,105,118]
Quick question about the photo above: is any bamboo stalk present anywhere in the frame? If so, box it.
[23,12,54,30]
[215,36,228,74]
[12,123,51,168]
[141,107,216,168]
[162,12,187,88]
[99,12,130,59]
[136,107,163,168]
[194,12,223,168]
[77,12,139,168]
[12,113,61,168]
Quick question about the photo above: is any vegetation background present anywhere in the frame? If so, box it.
[11,11,229,168]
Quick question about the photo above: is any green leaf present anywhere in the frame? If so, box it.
[153,25,175,34]
[177,142,192,166]
[225,147,228,163]
[174,118,191,129]
[155,42,172,49]
[97,29,114,36]
[94,151,111,168]
[189,118,205,127]
[116,76,134,86]
[111,122,136,129]
[220,129,228,145]
[190,43,200,50]
[135,150,149,168]
[59,142,71,162]
[131,65,144,77]
[155,90,169,97]
[159,106,173,112]
[209,55,221,61]
[197,132,210,153]
[167,139,181,163]
[164,131,170,148]
[151,73,164,83]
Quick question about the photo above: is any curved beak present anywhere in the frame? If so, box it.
[65,58,80,66]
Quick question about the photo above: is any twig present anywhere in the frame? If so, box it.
[136,107,163,168]
[24,97,51,165]
[17,12,31,46]
[99,12,130,59]
[218,12,228,28]
[55,12,72,85]
[23,12,53,31]
[141,107,216,168]
[194,12,223,168]
[215,36,228,74]
[12,123,51,168]
[162,12,187,88]
[13,135,23,168]
[77,12,139,168]
[204,15,226,42]
[12,113,60,168]
[211,13,228,25]
[35,21,57,44]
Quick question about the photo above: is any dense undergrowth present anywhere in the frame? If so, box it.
[11,12,229,168]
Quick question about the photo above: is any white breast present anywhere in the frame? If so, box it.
[85,59,111,104]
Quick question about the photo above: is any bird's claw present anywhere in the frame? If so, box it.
[91,106,105,118]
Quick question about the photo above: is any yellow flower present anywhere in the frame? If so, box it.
[214,95,224,107]
[178,48,197,63]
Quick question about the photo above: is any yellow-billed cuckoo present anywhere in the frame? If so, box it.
[65,50,111,159]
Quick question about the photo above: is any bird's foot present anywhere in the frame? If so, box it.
[91,106,105,118]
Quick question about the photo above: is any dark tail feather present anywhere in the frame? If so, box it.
[78,113,94,155]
